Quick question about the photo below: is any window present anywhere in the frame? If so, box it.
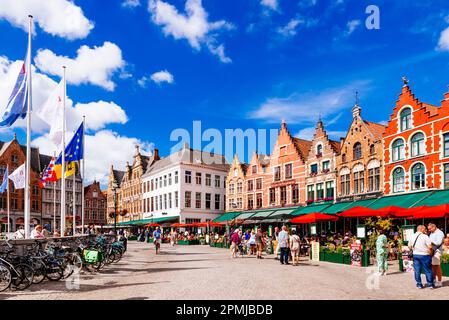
[411,133,425,157]
[354,171,364,194]
[317,144,323,156]
[164,194,167,209]
[341,174,350,196]
[11,154,18,163]
[274,166,281,181]
[310,164,318,174]
[164,175,167,187]
[316,183,324,200]
[256,178,262,190]
[150,179,154,191]
[159,195,162,210]
[252,165,257,174]
[175,171,179,184]
[185,191,191,208]
[159,178,162,188]
[205,193,211,209]
[325,181,334,199]
[237,181,243,193]
[247,180,254,191]
[392,139,405,162]
[307,185,314,201]
[269,188,276,204]
[411,163,425,190]
[215,194,220,210]
[342,154,346,162]
[444,133,449,158]
[0,165,6,176]
[368,167,380,192]
[229,183,235,194]
[206,174,211,186]
[214,175,220,188]
[196,172,202,185]
[285,164,292,179]
[400,108,412,131]
[175,191,179,208]
[151,197,154,211]
[392,167,405,193]
[185,171,192,184]
[280,146,287,156]
[168,173,172,185]
[444,164,449,189]
[322,161,330,172]
[247,195,254,210]
[168,193,172,209]
[280,186,287,204]
[256,193,262,208]
[237,198,242,209]
[353,142,362,160]
[292,184,299,203]
[370,144,375,155]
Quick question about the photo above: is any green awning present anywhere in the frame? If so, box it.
[291,203,332,216]
[234,211,257,220]
[213,211,242,222]
[251,210,275,219]
[263,207,299,221]
[117,216,178,226]
[411,189,449,207]
[342,199,379,210]
[368,191,434,209]
[322,202,353,215]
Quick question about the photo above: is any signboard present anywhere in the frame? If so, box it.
[311,241,320,262]
[401,246,413,272]
[350,242,363,267]
[310,223,317,235]
[402,225,416,243]
[356,225,366,239]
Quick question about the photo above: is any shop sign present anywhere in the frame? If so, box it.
[311,241,320,262]
[350,242,363,267]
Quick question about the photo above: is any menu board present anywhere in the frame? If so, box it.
[311,241,320,262]
[350,243,363,267]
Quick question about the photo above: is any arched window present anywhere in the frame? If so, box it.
[400,108,412,131]
[342,154,346,162]
[392,139,405,162]
[411,163,425,190]
[317,144,323,156]
[369,144,375,155]
[410,132,425,157]
[353,142,362,160]
[392,167,405,193]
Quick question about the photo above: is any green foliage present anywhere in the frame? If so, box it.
[441,254,449,264]
[364,217,394,252]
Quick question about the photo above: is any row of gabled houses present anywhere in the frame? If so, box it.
[107,81,449,226]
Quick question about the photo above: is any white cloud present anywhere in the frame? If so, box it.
[150,70,174,84]
[148,0,233,63]
[34,42,125,91]
[69,101,128,131]
[261,0,279,11]
[0,0,93,40]
[296,127,346,140]
[32,130,154,185]
[248,80,371,124]
[277,19,303,37]
[438,26,449,51]
[122,0,141,8]
[345,19,360,36]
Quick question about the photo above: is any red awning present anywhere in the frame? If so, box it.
[338,206,390,218]
[145,223,161,227]
[408,204,449,219]
[0,217,8,223]
[290,213,338,224]
[171,223,195,228]
[195,222,224,227]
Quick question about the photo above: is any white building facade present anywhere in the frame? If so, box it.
[141,146,229,224]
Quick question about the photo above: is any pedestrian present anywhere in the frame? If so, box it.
[442,237,449,254]
[14,226,26,239]
[376,230,389,275]
[255,227,264,259]
[289,229,301,266]
[42,225,51,238]
[248,230,256,255]
[277,225,290,265]
[144,228,150,243]
[273,226,280,260]
[30,225,45,239]
[409,225,435,289]
[230,229,240,258]
[428,223,445,287]
[170,230,177,246]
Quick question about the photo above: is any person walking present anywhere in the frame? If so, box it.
[376,230,389,275]
[230,229,240,258]
[277,225,290,265]
[273,226,280,260]
[409,225,435,289]
[30,225,45,239]
[428,223,445,287]
[289,229,301,266]
[255,227,264,259]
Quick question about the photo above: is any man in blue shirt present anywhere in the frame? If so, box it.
[153,227,162,253]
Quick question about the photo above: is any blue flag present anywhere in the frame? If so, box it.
[0,47,29,127]
[0,167,8,193]
[55,121,84,165]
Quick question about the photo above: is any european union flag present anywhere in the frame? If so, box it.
[55,122,84,165]
[0,167,8,193]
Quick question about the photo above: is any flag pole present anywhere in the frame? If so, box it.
[60,66,66,236]
[72,164,76,236]
[24,15,33,239]
[7,165,10,237]
[53,152,56,236]
[81,115,85,235]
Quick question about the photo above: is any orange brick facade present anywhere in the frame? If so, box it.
[383,83,449,194]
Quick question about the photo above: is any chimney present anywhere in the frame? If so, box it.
[153,148,160,160]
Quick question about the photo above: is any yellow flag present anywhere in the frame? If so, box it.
[54,161,76,179]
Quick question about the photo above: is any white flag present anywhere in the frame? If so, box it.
[37,79,64,149]
[8,164,26,189]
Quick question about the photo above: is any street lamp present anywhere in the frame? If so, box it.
[112,181,118,238]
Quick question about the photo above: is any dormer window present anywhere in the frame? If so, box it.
[252,165,257,174]
[11,154,18,163]
[316,144,323,157]
[400,108,412,131]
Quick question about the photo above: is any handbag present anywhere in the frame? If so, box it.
[408,233,421,260]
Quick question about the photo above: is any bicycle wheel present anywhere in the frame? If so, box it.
[31,260,46,284]
[60,258,74,279]
[70,253,83,274]
[45,261,63,281]
[0,264,12,292]
[12,264,34,290]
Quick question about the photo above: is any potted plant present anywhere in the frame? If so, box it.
[441,254,449,276]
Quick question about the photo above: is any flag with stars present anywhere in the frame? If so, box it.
[54,122,84,179]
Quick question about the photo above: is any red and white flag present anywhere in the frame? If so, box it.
[39,157,58,188]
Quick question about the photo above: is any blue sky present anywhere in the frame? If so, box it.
[0,0,449,185]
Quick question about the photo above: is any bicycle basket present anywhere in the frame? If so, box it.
[83,249,101,263]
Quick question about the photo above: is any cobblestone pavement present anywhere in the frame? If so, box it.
[1,241,449,300]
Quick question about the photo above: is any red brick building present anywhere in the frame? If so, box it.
[84,181,107,226]
[245,152,270,210]
[383,81,449,194]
